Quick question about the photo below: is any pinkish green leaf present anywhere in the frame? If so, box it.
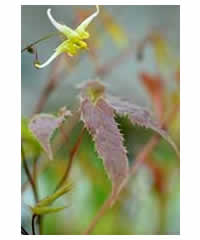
[80,97,129,194]
[29,108,71,160]
[107,95,178,155]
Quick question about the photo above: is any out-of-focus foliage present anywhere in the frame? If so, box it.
[31,182,72,215]
[100,8,129,48]
[21,117,42,157]
[21,5,179,235]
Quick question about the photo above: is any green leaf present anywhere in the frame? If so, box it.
[31,182,72,216]
[36,182,72,208]
[31,205,68,216]
[21,117,42,156]
[108,95,179,155]
[29,108,71,160]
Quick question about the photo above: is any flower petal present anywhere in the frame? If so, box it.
[47,8,77,39]
[76,5,99,33]
[35,51,59,69]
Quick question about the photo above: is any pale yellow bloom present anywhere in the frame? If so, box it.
[35,5,99,69]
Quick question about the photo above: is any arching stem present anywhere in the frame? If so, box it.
[21,31,60,53]
[55,127,85,191]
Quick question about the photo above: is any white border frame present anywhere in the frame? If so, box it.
[5,0,200,240]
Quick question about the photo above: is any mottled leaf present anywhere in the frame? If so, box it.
[80,97,129,194]
[29,108,71,160]
[107,95,178,155]
[79,80,178,197]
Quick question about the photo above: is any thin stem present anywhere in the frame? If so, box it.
[33,156,39,184]
[21,226,29,235]
[32,214,37,235]
[33,53,80,115]
[21,31,60,53]
[33,61,59,114]
[157,192,167,234]
[55,127,85,191]
[38,216,42,235]
[33,55,63,114]
[31,155,43,234]
[21,144,38,203]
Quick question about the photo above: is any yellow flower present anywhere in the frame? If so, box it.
[35,5,99,69]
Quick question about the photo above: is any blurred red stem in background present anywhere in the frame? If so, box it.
[21,144,39,203]
[33,56,63,114]
[83,191,116,235]
[95,43,134,78]
[55,127,85,191]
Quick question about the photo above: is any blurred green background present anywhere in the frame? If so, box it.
[21,5,180,235]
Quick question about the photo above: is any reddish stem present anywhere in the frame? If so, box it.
[55,127,85,191]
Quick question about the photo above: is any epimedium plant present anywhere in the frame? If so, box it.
[21,5,179,235]
[35,5,99,68]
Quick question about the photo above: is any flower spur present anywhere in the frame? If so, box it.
[35,5,100,69]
